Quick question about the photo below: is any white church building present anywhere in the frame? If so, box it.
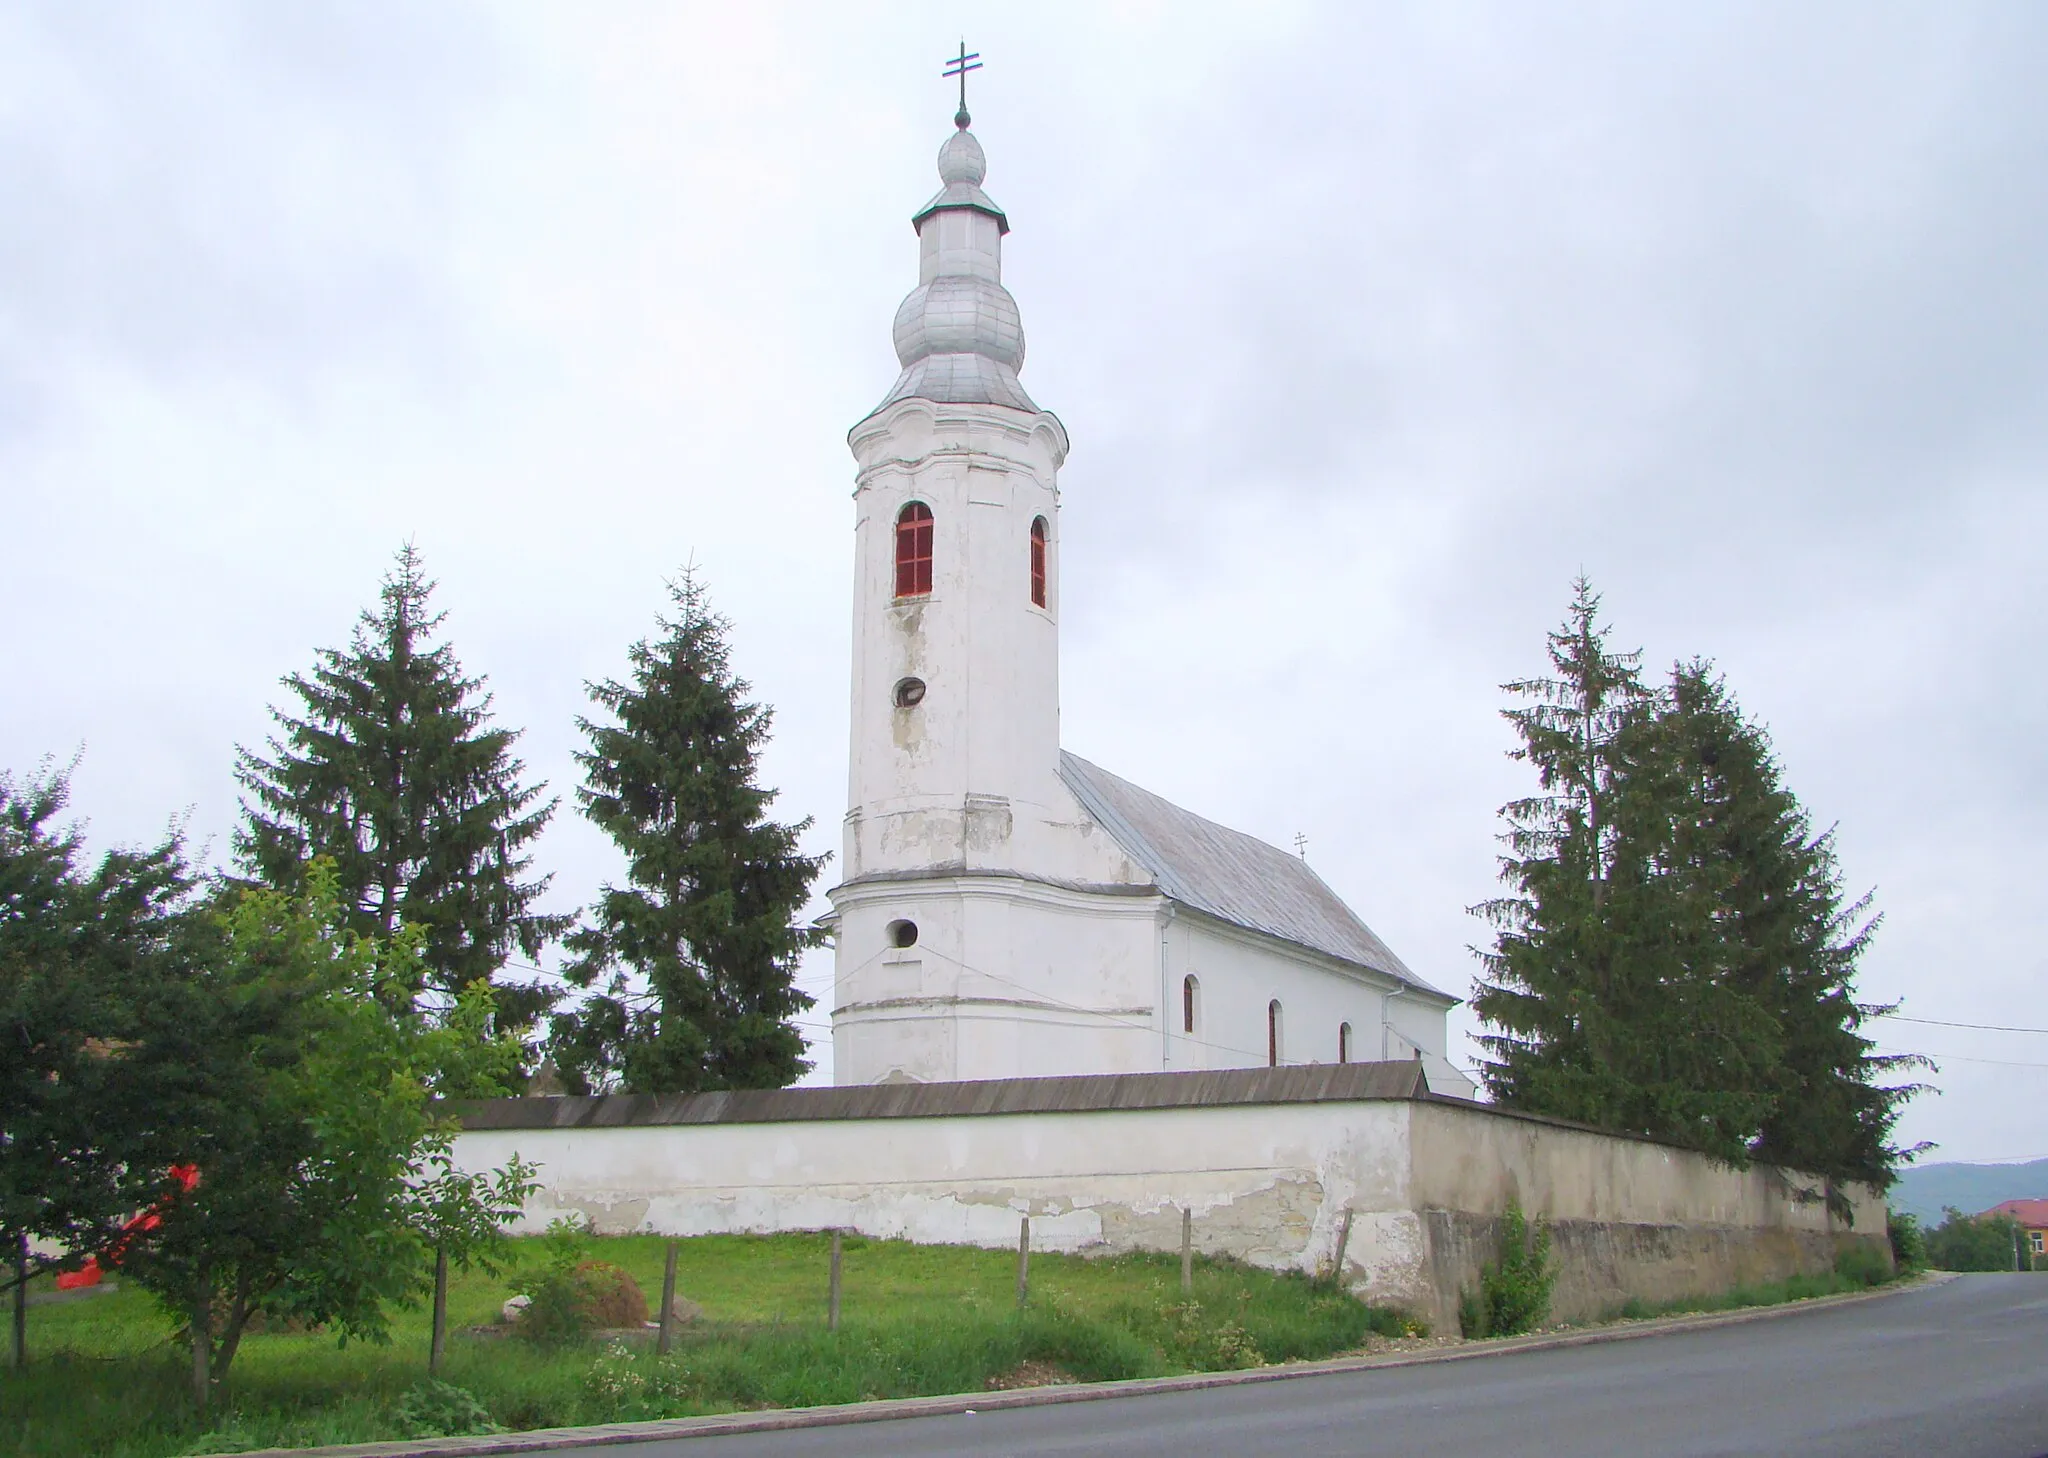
[824,107,1473,1100]
[449,86,1887,1329]
[448,88,1887,1330]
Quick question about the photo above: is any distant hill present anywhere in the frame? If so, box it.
[1890,1158,2048,1224]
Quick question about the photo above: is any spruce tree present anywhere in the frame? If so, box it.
[1645,663,1922,1191]
[551,569,825,1094]
[235,545,566,1039]
[1472,581,1784,1162]
[1475,582,1922,1187]
[1,759,200,1296]
[1471,577,1660,1128]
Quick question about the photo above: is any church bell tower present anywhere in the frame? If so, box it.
[841,103,1072,883]
[827,76,1156,1086]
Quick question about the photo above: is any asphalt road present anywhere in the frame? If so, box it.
[601,1275,2047,1458]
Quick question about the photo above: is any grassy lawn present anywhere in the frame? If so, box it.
[2,1232,1405,1457]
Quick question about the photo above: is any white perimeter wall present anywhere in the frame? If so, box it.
[453,1095,1881,1331]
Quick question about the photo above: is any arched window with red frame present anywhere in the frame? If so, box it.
[895,502,933,598]
[1029,516,1048,607]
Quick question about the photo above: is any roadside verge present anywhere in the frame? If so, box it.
[228,1273,1946,1458]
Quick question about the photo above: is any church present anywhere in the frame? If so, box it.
[822,99,1473,1100]
[449,81,1887,1329]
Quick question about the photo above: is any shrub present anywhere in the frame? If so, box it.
[1887,1212,1925,1271]
[1154,1299,1265,1370]
[510,1218,624,1346]
[573,1261,649,1328]
[1833,1242,1891,1288]
[394,1380,501,1438]
[1924,1207,2026,1272]
[1459,1201,1555,1339]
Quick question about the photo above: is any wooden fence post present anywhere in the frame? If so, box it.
[658,1240,679,1355]
[828,1231,843,1332]
[1181,1207,1193,1293]
[1016,1216,1031,1309]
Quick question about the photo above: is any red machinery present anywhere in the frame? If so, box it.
[53,1165,199,1289]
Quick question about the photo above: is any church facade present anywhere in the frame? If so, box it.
[825,111,1472,1100]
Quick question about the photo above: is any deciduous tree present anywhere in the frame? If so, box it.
[121,866,535,1408]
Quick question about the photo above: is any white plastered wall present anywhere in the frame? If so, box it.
[1165,913,1475,1098]
[452,1095,1886,1333]
[832,876,1164,1084]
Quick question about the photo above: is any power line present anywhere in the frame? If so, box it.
[1875,1046,2048,1071]
[1872,1012,2048,1036]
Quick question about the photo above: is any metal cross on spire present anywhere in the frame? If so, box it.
[944,41,982,129]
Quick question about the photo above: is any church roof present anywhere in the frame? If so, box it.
[1058,752,1451,1000]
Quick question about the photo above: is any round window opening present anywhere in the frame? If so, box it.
[893,677,927,709]
[887,919,919,949]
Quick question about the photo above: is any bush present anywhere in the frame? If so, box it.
[573,1261,650,1328]
[1887,1212,1925,1272]
[1833,1243,1892,1288]
[1459,1202,1554,1339]
[394,1380,501,1438]
[1924,1207,2026,1272]
[1154,1299,1264,1370]
[511,1218,651,1345]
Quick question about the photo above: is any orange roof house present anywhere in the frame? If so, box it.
[1983,1199,2048,1259]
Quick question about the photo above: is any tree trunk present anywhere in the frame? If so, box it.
[214,1273,254,1383]
[430,1247,449,1375]
[190,1263,212,1412]
[11,1232,26,1370]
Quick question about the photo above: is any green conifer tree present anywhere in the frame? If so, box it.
[1645,663,1922,1191]
[1473,581,1784,1161]
[550,569,826,1094]
[1,759,200,1302]
[1471,576,1658,1126]
[234,545,566,1041]
[1476,583,1922,1185]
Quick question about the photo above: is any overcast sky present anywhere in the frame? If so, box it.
[4,2,2043,1165]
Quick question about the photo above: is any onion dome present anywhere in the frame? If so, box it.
[867,122,1038,417]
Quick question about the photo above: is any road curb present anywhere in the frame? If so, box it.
[222,1274,1945,1458]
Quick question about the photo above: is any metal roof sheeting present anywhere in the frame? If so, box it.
[1059,752,1449,1000]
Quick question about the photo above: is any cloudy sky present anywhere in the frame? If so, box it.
[4,2,2042,1164]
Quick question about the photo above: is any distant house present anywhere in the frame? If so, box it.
[1983,1199,2048,1261]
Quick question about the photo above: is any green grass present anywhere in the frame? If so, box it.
[1604,1247,1903,1323]
[1,1233,1406,1457]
